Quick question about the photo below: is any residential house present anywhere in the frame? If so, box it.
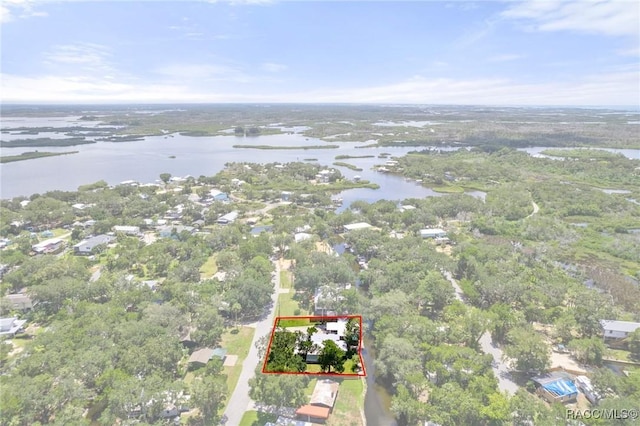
[315,169,333,183]
[304,332,348,363]
[313,285,351,316]
[210,189,229,201]
[3,293,33,311]
[32,238,65,254]
[0,317,27,337]
[601,320,640,340]
[531,373,578,404]
[217,211,238,224]
[419,228,447,239]
[295,405,330,424]
[73,234,115,255]
[281,191,293,201]
[310,380,339,410]
[113,225,141,235]
[343,222,372,232]
[294,233,313,243]
[265,417,312,426]
[187,347,227,369]
[158,225,195,239]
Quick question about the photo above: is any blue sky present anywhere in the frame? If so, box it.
[1,0,638,105]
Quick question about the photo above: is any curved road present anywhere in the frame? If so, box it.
[222,260,281,425]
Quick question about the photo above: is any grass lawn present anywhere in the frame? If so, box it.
[277,318,313,328]
[327,378,365,426]
[606,348,632,362]
[199,254,218,279]
[305,377,318,397]
[277,291,309,317]
[305,364,324,373]
[219,326,255,409]
[238,411,277,426]
[279,270,292,289]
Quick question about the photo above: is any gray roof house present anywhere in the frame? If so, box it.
[0,317,27,337]
[73,234,115,255]
[601,320,640,340]
[3,293,33,311]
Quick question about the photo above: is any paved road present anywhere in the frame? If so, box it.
[223,260,281,425]
[442,270,519,395]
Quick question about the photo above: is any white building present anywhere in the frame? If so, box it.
[419,228,447,239]
[217,211,238,224]
[343,222,373,232]
[113,225,141,235]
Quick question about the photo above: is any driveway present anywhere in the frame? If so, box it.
[442,270,519,395]
[222,260,281,425]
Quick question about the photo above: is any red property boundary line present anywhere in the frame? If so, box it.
[261,315,366,377]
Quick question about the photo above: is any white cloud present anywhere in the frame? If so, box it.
[2,70,638,106]
[1,5,12,23]
[487,54,525,62]
[44,43,112,67]
[261,62,287,73]
[617,46,640,56]
[502,0,640,37]
[154,63,251,82]
[1,0,47,23]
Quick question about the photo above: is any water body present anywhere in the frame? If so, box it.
[0,132,441,200]
[362,335,398,426]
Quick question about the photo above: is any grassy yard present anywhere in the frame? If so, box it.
[199,254,218,279]
[219,326,255,408]
[606,348,633,362]
[238,411,277,426]
[277,291,309,317]
[327,378,365,426]
[279,270,292,289]
[277,318,313,327]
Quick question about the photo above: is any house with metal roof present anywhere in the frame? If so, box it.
[310,379,339,409]
[73,234,115,255]
[0,317,27,337]
[601,320,640,340]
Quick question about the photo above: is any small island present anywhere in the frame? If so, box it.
[0,150,80,163]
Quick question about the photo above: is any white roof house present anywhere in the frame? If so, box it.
[113,225,141,235]
[326,318,348,338]
[419,228,447,239]
[601,320,640,339]
[217,211,238,224]
[0,317,27,336]
[294,233,313,243]
[343,222,373,232]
